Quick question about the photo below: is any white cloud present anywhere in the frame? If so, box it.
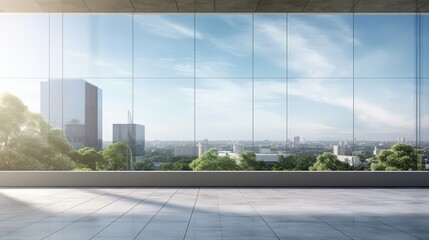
[135,15,202,39]
[65,51,132,77]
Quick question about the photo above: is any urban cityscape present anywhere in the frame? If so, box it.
[1,5,429,240]
[2,78,428,171]
[1,14,428,171]
[38,79,429,171]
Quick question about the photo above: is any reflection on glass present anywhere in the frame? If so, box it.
[355,14,415,77]
[196,78,252,141]
[86,78,133,170]
[288,78,354,167]
[0,13,427,171]
[0,14,49,77]
[254,14,286,77]
[63,14,133,78]
[254,78,286,144]
[289,78,353,141]
[0,79,52,170]
[134,15,194,77]
[253,77,287,170]
[50,14,63,79]
[288,14,353,78]
[196,15,252,78]
[41,79,102,151]
[134,78,194,169]
[355,78,415,142]
[422,15,429,77]
[422,78,429,169]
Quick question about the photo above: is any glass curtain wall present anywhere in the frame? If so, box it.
[0,13,427,171]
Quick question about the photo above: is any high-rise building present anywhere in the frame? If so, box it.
[333,145,345,156]
[398,137,405,143]
[198,143,208,157]
[113,124,145,157]
[374,147,382,155]
[337,155,361,167]
[233,143,244,153]
[41,79,102,150]
[294,136,301,145]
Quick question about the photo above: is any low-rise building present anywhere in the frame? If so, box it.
[337,155,361,167]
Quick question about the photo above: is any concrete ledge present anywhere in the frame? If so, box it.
[0,171,429,187]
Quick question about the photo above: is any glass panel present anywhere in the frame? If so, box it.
[0,78,55,170]
[49,14,63,79]
[423,78,429,170]
[420,16,428,170]
[254,14,287,77]
[422,14,429,77]
[288,14,353,78]
[0,14,49,78]
[134,78,194,169]
[134,15,194,78]
[355,78,415,168]
[196,15,252,78]
[63,14,132,78]
[289,78,353,166]
[49,78,132,171]
[355,14,415,78]
[196,77,252,146]
[1,13,426,172]
[254,77,287,148]
[81,78,132,150]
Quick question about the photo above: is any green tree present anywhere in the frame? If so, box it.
[190,148,240,171]
[102,142,128,171]
[293,153,317,170]
[237,151,260,170]
[69,147,104,170]
[135,160,155,170]
[160,160,192,171]
[0,93,76,170]
[273,155,295,170]
[371,143,421,171]
[273,153,316,171]
[309,152,346,171]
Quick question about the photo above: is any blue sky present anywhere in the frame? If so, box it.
[0,13,428,141]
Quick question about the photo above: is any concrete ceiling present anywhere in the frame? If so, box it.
[0,0,427,13]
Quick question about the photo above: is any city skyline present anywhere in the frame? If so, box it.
[0,14,427,142]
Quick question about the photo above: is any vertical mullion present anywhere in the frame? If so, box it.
[252,13,255,150]
[352,11,355,154]
[132,13,135,170]
[48,13,51,169]
[61,11,64,166]
[285,13,288,153]
[194,2,197,157]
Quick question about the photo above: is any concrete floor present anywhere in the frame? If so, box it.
[0,188,428,240]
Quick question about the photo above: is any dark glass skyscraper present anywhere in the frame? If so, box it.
[113,124,145,157]
[41,79,102,150]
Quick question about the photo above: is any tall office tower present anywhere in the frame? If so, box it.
[113,124,146,157]
[333,145,345,156]
[198,143,208,157]
[41,79,102,150]
[233,143,244,153]
[373,146,382,155]
[398,137,405,143]
[294,136,301,145]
